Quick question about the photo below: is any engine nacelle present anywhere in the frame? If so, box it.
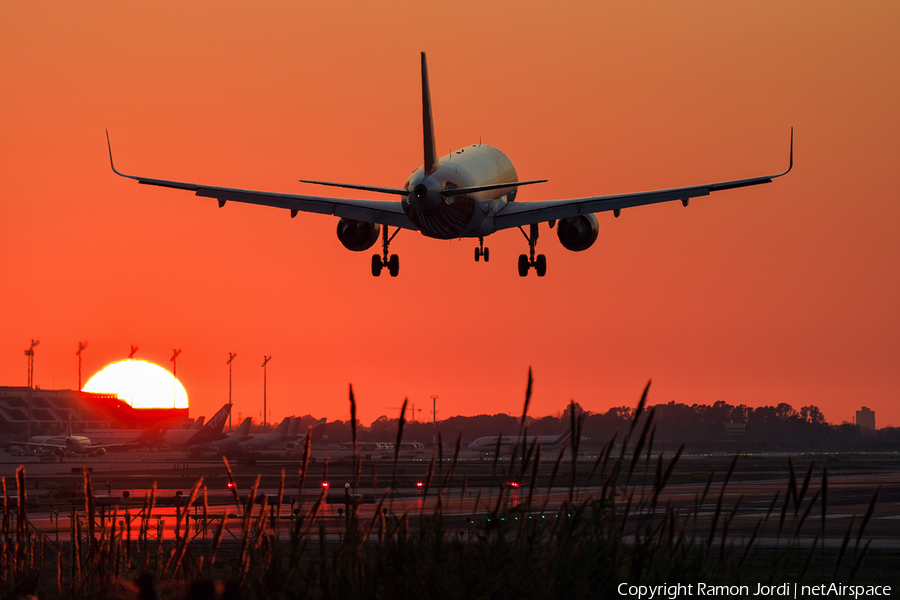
[336,218,380,252]
[556,214,599,252]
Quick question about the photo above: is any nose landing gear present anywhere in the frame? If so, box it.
[371,226,400,277]
[474,237,490,262]
[517,223,546,277]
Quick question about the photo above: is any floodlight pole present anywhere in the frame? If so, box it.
[25,339,40,389]
[76,341,88,391]
[262,355,272,431]
[24,339,39,441]
[128,346,138,406]
[227,352,237,432]
[431,394,438,446]
[171,349,182,408]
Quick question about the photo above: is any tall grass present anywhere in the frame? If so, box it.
[0,377,889,599]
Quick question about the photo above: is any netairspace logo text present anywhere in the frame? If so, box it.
[617,582,892,599]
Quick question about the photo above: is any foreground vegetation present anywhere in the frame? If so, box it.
[1,378,892,599]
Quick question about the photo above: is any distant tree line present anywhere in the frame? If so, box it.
[290,401,900,453]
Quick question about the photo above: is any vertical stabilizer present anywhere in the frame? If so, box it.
[183,403,231,447]
[272,417,291,437]
[555,426,573,446]
[234,417,252,438]
[421,52,438,174]
[310,417,328,441]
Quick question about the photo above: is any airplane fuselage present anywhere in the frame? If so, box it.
[26,434,97,455]
[402,145,518,239]
[468,433,569,450]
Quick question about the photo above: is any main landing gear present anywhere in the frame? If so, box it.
[517,223,546,277]
[474,237,490,262]
[372,226,400,277]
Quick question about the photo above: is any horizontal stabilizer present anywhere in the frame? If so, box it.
[299,179,409,196]
[442,179,547,197]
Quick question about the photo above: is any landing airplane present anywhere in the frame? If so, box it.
[468,427,581,451]
[107,53,792,278]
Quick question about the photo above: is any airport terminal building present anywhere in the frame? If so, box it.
[0,386,190,441]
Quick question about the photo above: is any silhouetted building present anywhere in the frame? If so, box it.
[724,422,746,436]
[856,406,876,430]
[0,386,190,439]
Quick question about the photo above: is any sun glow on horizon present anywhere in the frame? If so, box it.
[83,359,188,409]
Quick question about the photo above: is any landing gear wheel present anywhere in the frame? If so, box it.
[518,223,543,278]
[518,254,530,277]
[475,237,489,263]
[371,254,383,277]
[388,254,400,277]
[372,226,401,277]
[535,254,547,277]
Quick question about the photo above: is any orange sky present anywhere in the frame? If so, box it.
[2,2,898,428]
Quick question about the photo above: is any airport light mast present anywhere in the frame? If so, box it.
[227,352,237,432]
[262,355,272,431]
[25,339,39,441]
[128,346,138,407]
[76,341,88,391]
[431,394,438,446]
[25,339,39,389]
[171,349,182,408]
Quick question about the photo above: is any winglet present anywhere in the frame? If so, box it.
[777,127,793,178]
[787,127,793,174]
[421,52,438,174]
[105,130,137,180]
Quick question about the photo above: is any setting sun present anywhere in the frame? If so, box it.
[83,359,188,409]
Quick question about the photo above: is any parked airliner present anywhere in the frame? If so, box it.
[468,427,578,451]
[210,417,253,451]
[107,53,792,277]
[161,403,231,449]
[11,422,163,457]
[236,416,292,450]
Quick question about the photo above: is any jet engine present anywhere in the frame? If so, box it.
[91,447,107,457]
[336,218,381,252]
[556,214,599,252]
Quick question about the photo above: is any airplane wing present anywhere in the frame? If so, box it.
[107,133,417,230]
[12,441,66,451]
[494,131,793,231]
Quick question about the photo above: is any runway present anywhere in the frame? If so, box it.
[2,449,898,548]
